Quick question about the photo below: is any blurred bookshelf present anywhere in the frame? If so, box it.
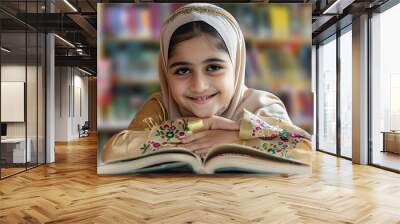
[98,3,313,150]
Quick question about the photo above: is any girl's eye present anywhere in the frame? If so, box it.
[174,67,191,76]
[206,64,222,72]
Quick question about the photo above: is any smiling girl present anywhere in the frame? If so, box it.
[102,3,312,167]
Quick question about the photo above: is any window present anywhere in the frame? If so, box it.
[370,2,400,171]
[317,36,337,154]
[339,28,352,158]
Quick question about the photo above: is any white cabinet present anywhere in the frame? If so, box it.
[1,138,32,163]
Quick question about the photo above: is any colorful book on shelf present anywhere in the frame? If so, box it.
[235,5,255,35]
[150,5,161,38]
[140,7,151,37]
[103,5,164,39]
[281,48,299,76]
[245,48,255,78]
[102,6,111,34]
[256,49,274,89]
[257,49,269,77]
[299,92,314,119]
[289,5,301,38]
[245,56,253,78]
[98,110,312,174]
[106,6,118,35]
[248,47,261,76]
[268,5,290,39]
[256,7,271,37]
[265,48,282,76]
[127,5,137,36]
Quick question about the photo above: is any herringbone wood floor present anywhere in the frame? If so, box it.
[1,135,400,224]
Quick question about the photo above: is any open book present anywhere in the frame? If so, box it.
[99,110,312,175]
[98,143,311,174]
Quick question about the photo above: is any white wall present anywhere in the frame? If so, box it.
[72,73,89,138]
[54,67,89,141]
[1,65,39,137]
[55,67,69,141]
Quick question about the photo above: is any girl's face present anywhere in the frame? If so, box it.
[166,34,235,118]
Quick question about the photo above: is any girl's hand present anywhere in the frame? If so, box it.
[202,116,239,131]
[178,130,239,155]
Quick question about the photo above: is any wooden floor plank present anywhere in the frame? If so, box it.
[1,135,400,223]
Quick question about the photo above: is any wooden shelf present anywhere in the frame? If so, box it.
[112,78,159,86]
[103,36,159,44]
[98,120,132,132]
[102,34,309,46]
[245,36,310,46]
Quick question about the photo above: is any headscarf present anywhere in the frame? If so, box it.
[157,3,292,123]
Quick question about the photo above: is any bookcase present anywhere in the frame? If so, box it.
[97,3,312,151]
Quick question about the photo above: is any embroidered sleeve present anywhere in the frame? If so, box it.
[239,109,310,141]
[239,109,312,165]
[139,118,204,154]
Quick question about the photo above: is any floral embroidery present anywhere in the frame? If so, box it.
[155,119,189,142]
[250,136,302,159]
[251,141,291,158]
[242,109,308,141]
[258,133,279,141]
[263,142,289,158]
[240,109,310,160]
[244,111,283,139]
[140,119,192,154]
[250,116,274,136]
[278,129,289,141]
[140,143,152,154]
[140,140,163,154]
[290,139,299,146]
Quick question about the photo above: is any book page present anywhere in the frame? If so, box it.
[98,153,203,174]
[121,146,201,163]
[204,143,308,165]
[204,153,311,174]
